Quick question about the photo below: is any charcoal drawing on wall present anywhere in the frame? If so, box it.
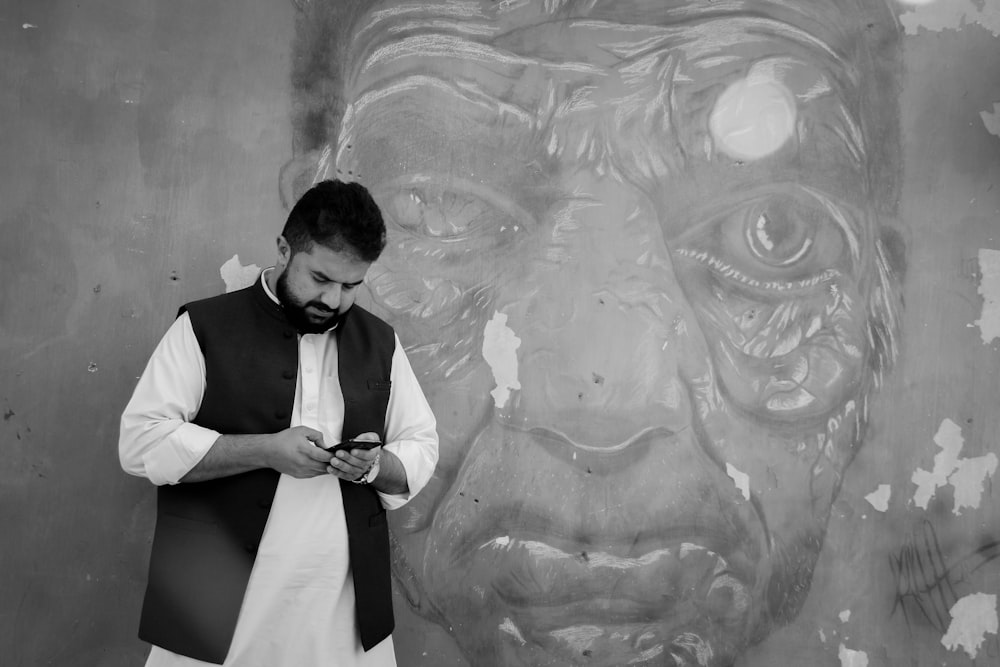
[284,1,904,665]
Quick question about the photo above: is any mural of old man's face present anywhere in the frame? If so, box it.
[286,1,903,665]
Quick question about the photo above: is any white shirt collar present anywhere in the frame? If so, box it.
[261,267,280,305]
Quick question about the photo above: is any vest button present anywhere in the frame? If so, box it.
[283,330,294,339]
[244,542,259,554]
[274,409,288,420]
[282,370,295,380]
[257,499,272,509]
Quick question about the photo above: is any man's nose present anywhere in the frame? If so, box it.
[319,283,342,311]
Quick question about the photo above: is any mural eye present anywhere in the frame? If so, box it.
[745,207,813,267]
[678,192,850,289]
[387,187,479,238]
[378,179,530,244]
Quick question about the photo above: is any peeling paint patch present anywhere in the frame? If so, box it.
[838,643,868,667]
[725,463,751,500]
[949,454,999,513]
[900,0,1000,37]
[912,418,998,514]
[839,610,851,623]
[482,312,521,408]
[974,248,1000,344]
[219,255,261,293]
[941,593,998,659]
[982,103,1000,138]
[864,484,891,512]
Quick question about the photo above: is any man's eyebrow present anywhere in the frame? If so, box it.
[311,270,364,286]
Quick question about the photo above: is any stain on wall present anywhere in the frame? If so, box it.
[0,1,997,666]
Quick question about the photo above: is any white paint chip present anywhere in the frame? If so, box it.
[482,311,521,409]
[220,255,261,293]
[864,484,891,512]
[839,610,851,623]
[900,0,1000,37]
[912,418,998,514]
[838,643,868,667]
[974,248,1000,344]
[725,463,751,501]
[982,103,1000,138]
[950,454,999,514]
[941,593,998,659]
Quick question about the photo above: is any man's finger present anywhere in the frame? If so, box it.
[334,447,377,468]
[298,426,325,446]
[301,442,334,462]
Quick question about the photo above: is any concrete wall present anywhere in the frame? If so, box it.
[1,1,998,666]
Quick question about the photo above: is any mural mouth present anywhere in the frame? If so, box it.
[448,534,754,664]
[424,422,766,663]
[477,535,752,614]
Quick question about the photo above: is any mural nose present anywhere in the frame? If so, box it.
[501,301,694,449]
[485,174,706,451]
[495,259,698,449]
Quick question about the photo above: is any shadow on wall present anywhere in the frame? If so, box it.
[287,1,904,665]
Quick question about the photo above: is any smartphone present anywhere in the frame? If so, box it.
[323,439,381,455]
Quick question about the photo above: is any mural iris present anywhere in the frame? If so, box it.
[285,1,904,665]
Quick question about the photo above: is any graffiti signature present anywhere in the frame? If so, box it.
[889,518,1000,656]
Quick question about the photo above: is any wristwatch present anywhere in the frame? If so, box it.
[353,450,381,485]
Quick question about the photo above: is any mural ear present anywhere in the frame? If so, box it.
[278,145,334,210]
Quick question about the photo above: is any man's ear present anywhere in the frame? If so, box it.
[278,145,335,210]
[274,235,292,271]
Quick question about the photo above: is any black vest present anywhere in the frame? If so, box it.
[137,278,396,663]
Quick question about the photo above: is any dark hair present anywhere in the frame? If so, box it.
[281,179,386,262]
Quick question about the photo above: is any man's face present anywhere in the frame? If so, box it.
[314,1,898,664]
[273,237,369,334]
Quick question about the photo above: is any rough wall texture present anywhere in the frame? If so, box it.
[0,1,997,666]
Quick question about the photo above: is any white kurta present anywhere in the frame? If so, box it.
[119,273,438,667]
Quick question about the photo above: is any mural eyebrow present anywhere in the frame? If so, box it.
[352,34,534,86]
[349,75,534,124]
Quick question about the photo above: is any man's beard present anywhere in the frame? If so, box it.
[276,269,346,334]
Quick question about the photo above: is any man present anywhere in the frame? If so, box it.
[119,179,439,666]
[283,1,904,666]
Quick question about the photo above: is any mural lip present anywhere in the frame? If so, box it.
[442,502,752,570]
[480,537,746,610]
[524,423,681,455]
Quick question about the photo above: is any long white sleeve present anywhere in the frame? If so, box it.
[119,312,220,485]
[377,335,439,510]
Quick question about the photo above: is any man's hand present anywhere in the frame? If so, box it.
[266,425,335,478]
[327,431,381,481]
